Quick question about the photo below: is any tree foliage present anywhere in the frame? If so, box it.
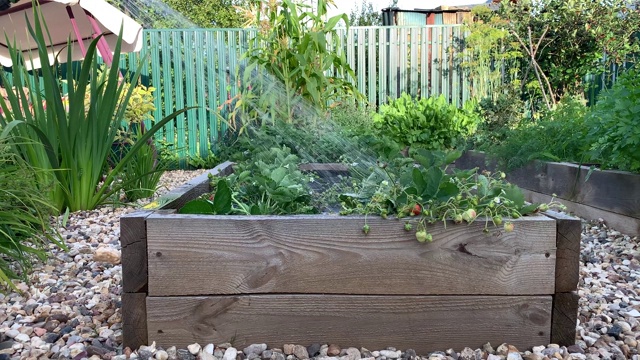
[163,0,248,28]
[349,0,381,26]
[463,0,640,110]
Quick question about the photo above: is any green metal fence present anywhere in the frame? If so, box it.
[2,26,493,165]
[130,25,482,163]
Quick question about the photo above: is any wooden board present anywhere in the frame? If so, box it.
[551,292,579,346]
[542,210,581,293]
[457,151,640,221]
[122,293,148,350]
[523,189,640,237]
[146,215,556,296]
[121,211,153,293]
[146,295,552,353]
[159,161,234,210]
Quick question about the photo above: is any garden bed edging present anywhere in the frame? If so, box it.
[120,161,580,353]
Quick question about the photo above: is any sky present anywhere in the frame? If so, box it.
[327,0,489,18]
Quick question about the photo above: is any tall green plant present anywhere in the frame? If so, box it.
[0,2,188,213]
[0,122,63,292]
[241,0,364,124]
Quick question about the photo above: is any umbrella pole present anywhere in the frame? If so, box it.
[83,10,115,66]
[65,6,87,57]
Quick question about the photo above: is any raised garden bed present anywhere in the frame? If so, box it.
[456,150,640,236]
[121,161,580,353]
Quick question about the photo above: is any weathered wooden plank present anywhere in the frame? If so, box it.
[522,188,640,237]
[146,215,556,296]
[123,292,148,350]
[458,151,640,220]
[159,161,234,210]
[121,211,153,293]
[551,292,579,346]
[507,161,640,218]
[147,295,552,352]
[543,210,581,293]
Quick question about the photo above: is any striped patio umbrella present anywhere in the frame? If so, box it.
[0,0,143,70]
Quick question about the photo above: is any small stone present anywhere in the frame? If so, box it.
[531,346,545,354]
[567,345,584,354]
[459,348,476,360]
[13,333,30,343]
[487,356,501,360]
[200,350,216,360]
[4,330,19,339]
[262,350,273,360]
[271,352,285,360]
[294,345,309,359]
[607,324,623,339]
[43,333,59,343]
[224,347,238,360]
[204,344,215,355]
[156,350,169,360]
[33,327,46,337]
[617,321,632,333]
[506,352,523,360]
[625,336,638,347]
[522,354,541,360]
[496,344,509,356]
[177,349,195,360]
[167,346,177,360]
[188,343,201,355]
[87,345,108,358]
[379,350,401,359]
[244,344,267,356]
[625,309,640,317]
[403,349,416,360]
[94,247,121,264]
[482,343,495,354]
[345,347,361,360]
[139,349,154,360]
[284,345,295,356]
[307,344,321,357]
[328,345,341,357]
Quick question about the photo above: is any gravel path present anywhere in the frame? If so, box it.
[0,169,638,360]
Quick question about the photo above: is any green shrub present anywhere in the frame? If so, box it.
[0,123,63,292]
[474,84,527,146]
[586,68,640,172]
[483,96,590,171]
[372,93,481,150]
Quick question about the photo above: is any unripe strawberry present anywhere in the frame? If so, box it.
[511,211,521,219]
[504,221,515,232]
[453,214,463,223]
[362,224,370,234]
[416,230,429,243]
[492,215,503,225]
[462,209,477,222]
[538,204,549,212]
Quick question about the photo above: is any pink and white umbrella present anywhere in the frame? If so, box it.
[0,0,143,70]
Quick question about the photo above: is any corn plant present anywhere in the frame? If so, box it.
[237,0,364,126]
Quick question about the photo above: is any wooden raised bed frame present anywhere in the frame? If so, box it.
[121,162,580,353]
[456,150,640,236]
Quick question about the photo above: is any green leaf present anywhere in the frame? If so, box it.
[213,179,232,215]
[270,167,287,184]
[412,168,426,194]
[179,199,216,215]
[423,167,444,198]
[503,185,525,208]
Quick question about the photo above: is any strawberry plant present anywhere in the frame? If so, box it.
[339,149,565,241]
